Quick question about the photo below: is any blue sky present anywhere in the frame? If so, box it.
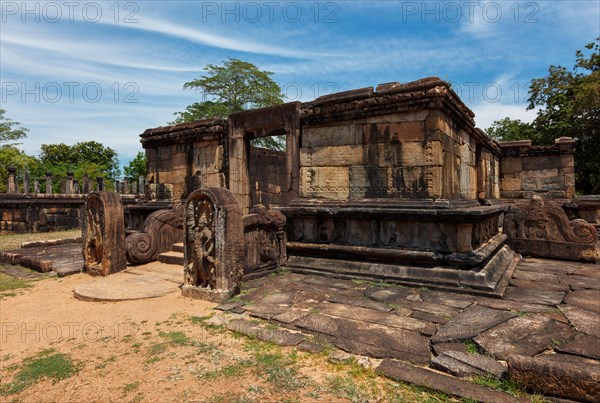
[1,0,599,169]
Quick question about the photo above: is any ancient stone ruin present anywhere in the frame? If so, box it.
[81,191,127,276]
[181,187,244,302]
[136,76,597,300]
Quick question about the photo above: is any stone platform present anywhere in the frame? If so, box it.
[73,261,181,301]
[212,257,599,402]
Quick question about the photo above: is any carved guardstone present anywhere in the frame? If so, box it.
[182,187,244,302]
[504,196,599,262]
[82,192,127,276]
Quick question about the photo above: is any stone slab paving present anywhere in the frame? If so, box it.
[1,242,83,277]
[223,257,599,401]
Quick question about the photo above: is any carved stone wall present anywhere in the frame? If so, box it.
[125,203,183,264]
[82,192,127,276]
[499,137,576,199]
[299,78,501,201]
[141,118,227,202]
[504,196,598,262]
[243,204,287,278]
[182,187,244,302]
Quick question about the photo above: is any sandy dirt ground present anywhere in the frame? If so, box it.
[0,272,440,403]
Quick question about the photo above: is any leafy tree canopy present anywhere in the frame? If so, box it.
[172,58,285,150]
[39,141,121,180]
[0,109,28,145]
[123,151,147,179]
[486,38,600,194]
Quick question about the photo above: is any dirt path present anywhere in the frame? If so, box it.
[0,273,448,403]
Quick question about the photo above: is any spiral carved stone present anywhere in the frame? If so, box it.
[124,206,183,265]
[125,232,156,264]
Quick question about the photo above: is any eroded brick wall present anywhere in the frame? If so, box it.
[248,147,286,207]
[499,138,575,199]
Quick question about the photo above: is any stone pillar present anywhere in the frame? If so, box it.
[138,175,145,195]
[182,188,244,302]
[82,174,90,194]
[65,171,74,195]
[123,178,129,195]
[82,191,127,276]
[73,179,80,194]
[6,166,17,193]
[34,179,40,194]
[131,180,137,195]
[97,177,104,191]
[23,170,30,194]
[45,172,53,195]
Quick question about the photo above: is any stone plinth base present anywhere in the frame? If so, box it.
[181,285,234,303]
[280,200,518,297]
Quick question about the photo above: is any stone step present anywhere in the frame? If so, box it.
[158,251,184,266]
[172,243,184,253]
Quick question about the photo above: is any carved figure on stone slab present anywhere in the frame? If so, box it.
[187,199,216,288]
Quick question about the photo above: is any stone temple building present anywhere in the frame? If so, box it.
[127,77,596,300]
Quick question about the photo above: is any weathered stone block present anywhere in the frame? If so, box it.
[82,192,127,276]
[392,167,427,198]
[303,125,362,147]
[300,166,349,199]
[425,141,443,166]
[400,142,426,167]
[500,177,522,192]
[349,165,389,198]
[300,145,363,167]
[182,188,244,303]
[387,121,425,142]
[520,168,559,179]
[500,157,521,175]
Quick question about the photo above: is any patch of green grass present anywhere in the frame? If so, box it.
[122,381,140,394]
[464,340,479,354]
[0,349,78,396]
[0,273,35,293]
[472,375,527,397]
[189,314,214,325]
[148,342,167,356]
[158,331,190,346]
[326,375,374,402]
[200,360,253,380]
[94,355,116,370]
[202,392,255,403]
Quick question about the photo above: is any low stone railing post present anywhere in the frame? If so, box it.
[97,177,104,191]
[7,166,17,194]
[66,171,74,195]
[138,175,145,195]
[82,174,90,194]
[45,172,53,195]
[73,179,80,194]
[34,179,40,194]
[23,170,30,194]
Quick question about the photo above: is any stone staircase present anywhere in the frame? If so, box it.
[158,242,184,266]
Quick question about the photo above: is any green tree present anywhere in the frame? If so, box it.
[486,117,537,142]
[38,141,120,181]
[173,58,285,150]
[0,146,39,192]
[486,38,600,194]
[0,109,28,145]
[123,151,147,179]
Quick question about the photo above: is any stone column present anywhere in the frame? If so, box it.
[82,174,90,194]
[115,180,121,194]
[97,177,104,191]
[123,178,129,195]
[34,179,40,194]
[131,180,137,195]
[6,166,17,193]
[73,179,80,194]
[65,171,74,195]
[138,175,145,195]
[23,170,30,194]
[45,172,53,195]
